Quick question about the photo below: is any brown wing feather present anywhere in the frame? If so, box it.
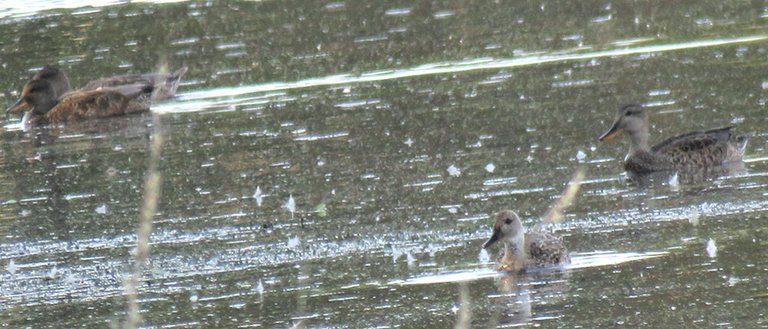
[525,232,570,266]
[42,89,146,123]
[82,67,187,100]
[652,128,733,168]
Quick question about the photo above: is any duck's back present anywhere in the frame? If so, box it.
[82,67,187,100]
[42,86,153,124]
[650,126,746,168]
[524,231,570,266]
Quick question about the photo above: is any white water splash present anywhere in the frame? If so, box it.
[255,279,265,295]
[287,236,301,249]
[478,249,491,263]
[253,186,264,207]
[668,172,680,191]
[95,204,108,214]
[576,150,587,162]
[688,208,701,226]
[447,165,461,177]
[406,252,417,267]
[6,259,16,274]
[706,239,717,258]
[392,247,403,263]
[283,194,296,218]
[47,266,59,280]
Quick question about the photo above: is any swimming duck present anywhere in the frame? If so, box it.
[5,78,154,127]
[483,210,570,272]
[6,66,187,127]
[599,104,749,173]
[21,65,187,101]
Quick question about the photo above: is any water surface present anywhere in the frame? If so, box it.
[2,0,768,328]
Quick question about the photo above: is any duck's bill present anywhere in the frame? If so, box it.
[599,123,623,141]
[5,98,27,113]
[482,228,501,248]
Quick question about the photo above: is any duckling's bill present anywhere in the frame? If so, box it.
[482,227,501,248]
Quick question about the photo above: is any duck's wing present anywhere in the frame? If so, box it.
[651,127,737,167]
[82,67,187,100]
[651,127,733,153]
[44,87,153,123]
[525,232,570,265]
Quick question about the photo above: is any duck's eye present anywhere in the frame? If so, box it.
[504,218,513,224]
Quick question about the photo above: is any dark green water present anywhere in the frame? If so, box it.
[2,1,768,328]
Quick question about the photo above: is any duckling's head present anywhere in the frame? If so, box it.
[599,104,647,141]
[6,79,57,115]
[483,210,525,249]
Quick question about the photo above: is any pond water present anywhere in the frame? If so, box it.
[2,1,768,328]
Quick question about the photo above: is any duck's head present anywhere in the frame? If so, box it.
[33,65,71,98]
[6,79,57,115]
[483,210,525,249]
[599,104,647,141]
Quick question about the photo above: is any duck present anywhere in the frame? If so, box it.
[20,65,187,101]
[6,65,187,127]
[483,210,570,273]
[599,104,749,173]
[5,78,154,127]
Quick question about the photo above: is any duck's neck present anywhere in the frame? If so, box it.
[500,231,527,271]
[627,125,651,155]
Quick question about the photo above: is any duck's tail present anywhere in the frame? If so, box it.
[153,66,188,100]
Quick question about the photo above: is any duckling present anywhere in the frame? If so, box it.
[483,210,570,272]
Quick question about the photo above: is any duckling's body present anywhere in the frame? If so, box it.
[599,104,749,173]
[483,210,570,273]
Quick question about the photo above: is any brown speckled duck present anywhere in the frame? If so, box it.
[22,65,187,101]
[6,78,154,127]
[6,65,187,127]
[483,210,570,273]
[599,104,749,173]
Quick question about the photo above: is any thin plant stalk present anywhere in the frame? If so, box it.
[123,65,168,329]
